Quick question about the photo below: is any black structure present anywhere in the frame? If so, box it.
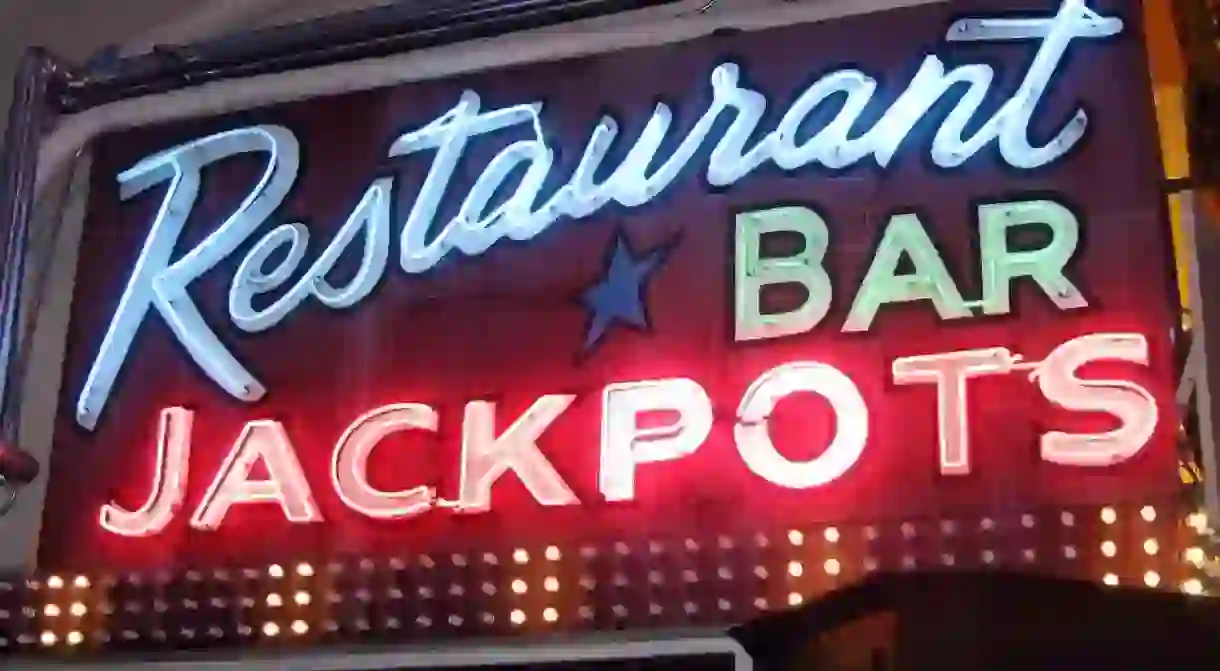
[732,571,1220,670]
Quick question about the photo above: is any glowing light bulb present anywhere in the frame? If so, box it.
[263,622,280,637]
[43,604,60,617]
[46,576,64,590]
[67,631,83,646]
[1140,506,1156,522]
[824,559,841,576]
[788,593,803,606]
[824,527,840,543]
[1187,547,1207,565]
[40,631,56,646]
[266,594,283,608]
[291,620,308,635]
[1144,571,1161,588]
[788,530,804,545]
[545,546,561,561]
[1101,541,1117,558]
[268,565,284,579]
[1103,573,1119,586]
[513,549,529,564]
[74,576,90,589]
[543,608,558,623]
[1143,539,1159,555]
[512,580,528,595]
[1100,508,1117,525]
[294,591,311,606]
[296,563,314,577]
[510,609,526,625]
[1188,512,1209,532]
[1184,579,1205,595]
[70,602,87,617]
[788,562,803,577]
[544,577,559,593]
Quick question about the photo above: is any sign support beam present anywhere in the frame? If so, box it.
[1181,190,1220,522]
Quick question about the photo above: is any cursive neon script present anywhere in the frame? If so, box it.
[77,0,1121,430]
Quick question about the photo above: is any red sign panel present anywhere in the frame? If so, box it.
[42,0,1178,572]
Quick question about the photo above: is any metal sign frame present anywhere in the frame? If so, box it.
[7,629,752,671]
[1178,189,1220,523]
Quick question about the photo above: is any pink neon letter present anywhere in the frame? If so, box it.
[456,396,579,512]
[332,404,437,519]
[190,420,321,530]
[891,348,1012,475]
[734,362,868,489]
[600,379,713,502]
[99,407,192,537]
[1035,332,1158,466]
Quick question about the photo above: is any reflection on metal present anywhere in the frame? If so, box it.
[6,630,752,671]
[1180,330,1200,410]
[0,475,17,518]
[1183,460,1204,485]
[0,50,65,452]
[1182,190,1220,523]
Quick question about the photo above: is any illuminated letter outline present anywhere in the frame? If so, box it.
[455,396,580,512]
[734,206,832,341]
[891,348,1014,475]
[77,126,298,430]
[229,177,394,333]
[735,362,869,489]
[190,419,322,530]
[600,378,714,502]
[99,407,193,537]
[844,212,971,333]
[977,199,1087,315]
[331,403,438,519]
[892,332,1162,472]
[1034,332,1158,466]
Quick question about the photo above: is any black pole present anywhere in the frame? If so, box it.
[63,0,682,113]
[0,48,69,447]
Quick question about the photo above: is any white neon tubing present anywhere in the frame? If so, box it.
[1035,332,1159,466]
[331,403,438,520]
[98,407,193,537]
[891,348,1016,475]
[189,419,321,530]
[455,396,580,512]
[734,362,869,489]
[599,378,714,502]
[76,126,298,430]
[71,0,1123,429]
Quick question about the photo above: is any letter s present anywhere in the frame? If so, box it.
[1033,333,1158,467]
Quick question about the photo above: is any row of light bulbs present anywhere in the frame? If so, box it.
[11,503,1194,652]
[20,534,1204,637]
[12,505,1170,595]
[16,507,1171,597]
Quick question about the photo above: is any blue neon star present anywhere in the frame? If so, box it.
[580,233,672,351]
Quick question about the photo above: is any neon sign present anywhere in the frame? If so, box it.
[100,331,1158,537]
[76,0,1122,430]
